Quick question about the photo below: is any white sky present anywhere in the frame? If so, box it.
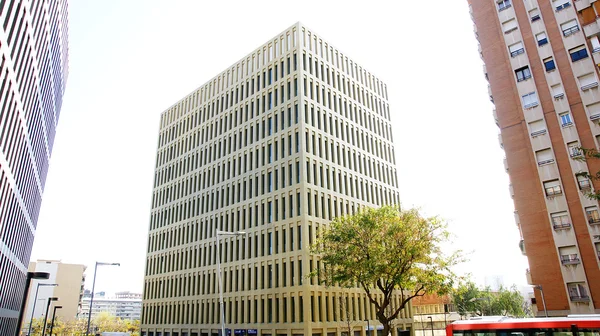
[31,0,529,294]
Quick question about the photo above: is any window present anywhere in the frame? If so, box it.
[561,20,579,36]
[543,179,562,197]
[551,211,571,230]
[567,141,581,158]
[536,32,548,46]
[577,174,591,190]
[509,42,525,57]
[570,45,589,62]
[522,92,539,109]
[502,19,518,34]
[530,8,541,22]
[588,102,600,120]
[536,148,554,165]
[529,119,546,137]
[567,283,589,302]
[560,112,573,127]
[559,246,580,265]
[552,84,564,99]
[579,73,598,90]
[555,0,571,11]
[591,36,600,53]
[498,0,511,11]
[586,206,600,224]
[544,57,556,72]
[515,66,531,82]
[595,243,600,260]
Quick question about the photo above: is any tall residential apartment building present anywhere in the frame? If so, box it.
[24,260,86,323]
[0,0,69,334]
[143,22,410,336]
[467,0,600,316]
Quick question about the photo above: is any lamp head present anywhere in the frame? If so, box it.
[50,297,58,301]
[55,306,63,309]
[97,262,120,266]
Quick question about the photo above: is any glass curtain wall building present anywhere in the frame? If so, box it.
[142,22,410,336]
[0,0,69,334]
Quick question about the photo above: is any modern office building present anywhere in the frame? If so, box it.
[142,22,409,336]
[0,0,69,334]
[80,292,142,320]
[23,260,86,323]
[467,0,600,315]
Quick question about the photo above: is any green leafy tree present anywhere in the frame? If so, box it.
[452,280,530,318]
[575,148,600,200]
[311,206,462,336]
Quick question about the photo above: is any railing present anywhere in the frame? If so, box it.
[570,149,582,157]
[594,47,600,54]
[561,255,580,265]
[505,27,518,34]
[531,15,541,22]
[579,179,591,190]
[538,38,549,46]
[570,294,590,302]
[511,48,525,57]
[590,113,600,120]
[531,129,546,137]
[499,3,512,11]
[553,222,572,230]
[581,82,598,90]
[538,159,555,166]
[563,25,580,37]
[518,74,532,82]
[589,217,600,225]
[524,102,539,109]
[554,93,565,99]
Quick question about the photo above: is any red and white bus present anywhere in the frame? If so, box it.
[446,316,600,336]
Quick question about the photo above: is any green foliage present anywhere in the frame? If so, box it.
[311,205,462,336]
[574,148,600,200]
[451,279,530,318]
[26,314,140,335]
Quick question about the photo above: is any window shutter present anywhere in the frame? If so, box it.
[529,119,546,136]
[536,148,554,164]
[502,19,518,33]
[579,73,598,90]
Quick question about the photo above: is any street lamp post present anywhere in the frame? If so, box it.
[365,319,370,336]
[428,316,434,336]
[15,271,49,336]
[86,262,120,335]
[27,283,58,336]
[49,305,63,336]
[216,230,246,336]
[41,297,58,336]
[534,285,548,318]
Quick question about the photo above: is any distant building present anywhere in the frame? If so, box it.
[483,275,505,292]
[24,260,86,324]
[412,294,460,336]
[115,291,142,300]
[80,293,142,320]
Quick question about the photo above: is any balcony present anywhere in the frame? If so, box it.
[575,0,591,12]
[561,254,581,265]
[511,48,525,57]
[583,20,600,38]
[538,159,555,166]
[589,217,600,225]
[556,2,572,11]
[570,295,590,302]
[553,222,572,230]
[563,25,580,37]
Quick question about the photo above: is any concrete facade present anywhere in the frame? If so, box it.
[80,294,142,320]
[0,1,69,333]
[23,260,86,325]
[142,22,410,336]
[467,0,600,316]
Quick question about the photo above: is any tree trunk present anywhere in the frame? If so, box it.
[382,323,392,336]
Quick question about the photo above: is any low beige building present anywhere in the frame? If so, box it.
[23,260,86,326]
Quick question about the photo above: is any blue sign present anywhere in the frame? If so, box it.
[247,330,258,335]
[234,330,247,335]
